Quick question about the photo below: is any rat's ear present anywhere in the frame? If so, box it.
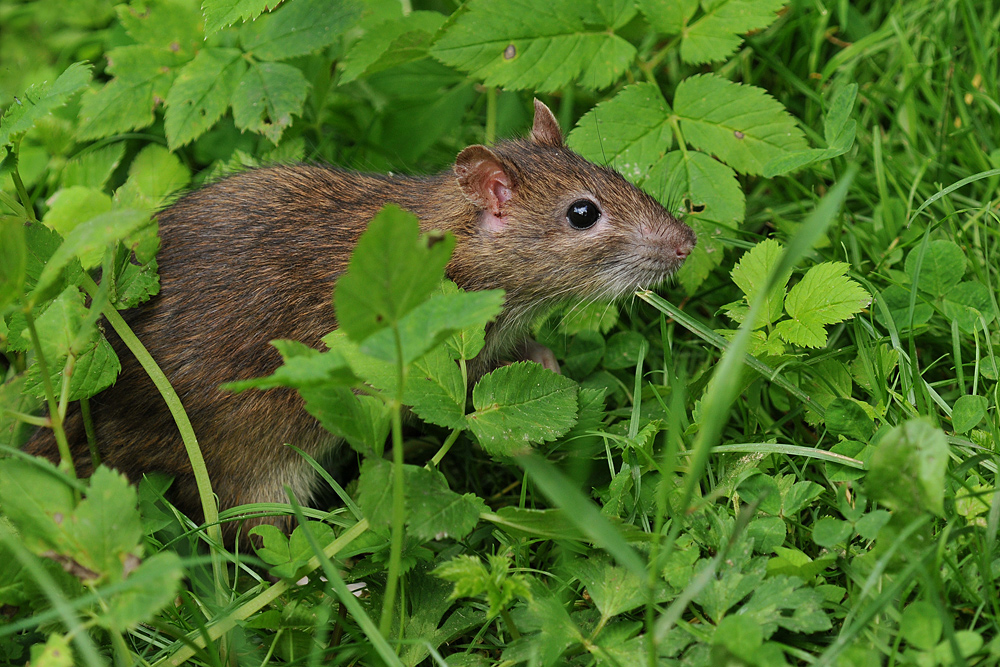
[531,99,563,148]
[454,145,515,217]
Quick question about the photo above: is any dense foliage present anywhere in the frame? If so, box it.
[2,0,999,665]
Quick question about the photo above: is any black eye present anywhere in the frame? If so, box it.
[567,199,601,229]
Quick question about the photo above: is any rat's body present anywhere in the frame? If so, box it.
[25,102,695,540]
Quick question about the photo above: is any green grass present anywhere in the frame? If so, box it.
[2,0,1000,665]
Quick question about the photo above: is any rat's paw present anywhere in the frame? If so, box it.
[519,339,561,374]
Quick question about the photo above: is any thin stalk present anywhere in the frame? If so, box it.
[381,324,408,639]
[79,397,101,469]
[426,428,462,468]
[23,310,75,480]
[80,275,228,592]
[485,87,497,145]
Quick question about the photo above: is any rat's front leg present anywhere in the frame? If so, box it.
[517,338,561,374]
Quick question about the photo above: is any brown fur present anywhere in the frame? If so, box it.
[24,101,695,543]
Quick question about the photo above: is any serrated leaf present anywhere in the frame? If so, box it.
[202,0,274,34]
[357,458,393,530]
[904,239,966,296]
[730,238,791,328]
[112,254,160,309]
[117,2,202,53]
[603,331,647,370]
[98,552,184,631]
[0,215,28,312]
[405,345,467,429]
[675,74,808,175]
[334,205,454,342]
[952,394,987,434]
[681,0,787,65]
[222,340,357,392]
[62,143,126,190]
[567,83,673,181]
[0,62,91,148]
[741,574,831,636]
[33,209,151,302]
[467,362,578,456]
[77,47,181,141]
[0,458,76,553]
[430,0,637,92]
[407,467,486,541]
[240,0,363,61]
[165,48,246,149]
[576,554,646,619]
[69,466,143,582]
[867,419,949,517]
[42,187,113,268]
[115,144,190,215]
[360,289,504,365]
[775,262,870,348]
[636,0,698,33]
[24,333,120,402]
[231,61,309,144]
[299,387,390,455]
[340,11,446,84]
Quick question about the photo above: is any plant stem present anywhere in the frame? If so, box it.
[79,397,101,469]
[23,310,75,480]
[381,325,408,639]
[426,428,462,469]
[80,275,228,590]
[485,87,497,145]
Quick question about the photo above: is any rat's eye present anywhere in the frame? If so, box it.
[567,199,601,229]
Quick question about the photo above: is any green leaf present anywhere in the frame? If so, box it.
[406,467,487,541]
[603,331,648,370]
[239,0,363,61]
[730,238,791,328]
[942,280,994,333]
[563,330,604,377]
[0,215,27,312]
[335,205,454,342]
[680,0,787,65]
[231,61,310,145]
[222,340,357,392]
[741,574,832,636]
[116,2,203,53]
[357,458,393,530]
[812,517,853,547]
[77,46,181,141]
[0,62,91,147]
[299,387,390,456]
[430,0,637,92]
[98,551,184,631]
[900,601,942,651]
[775,262,870,348]
[575,554,646,619]
[435,553,532,618]
[737,474,782,515]
[202,0,274,34]
[443,281,490,361]
[165,48,247,149]
[636,0,698,34]
[249,524,291,566]
[866,419,949,517]
[114,144,190,216]
[904,239,966,297]
[251,521,334,579]
[876,284,933,332]
[566,83,674,179]
[952,394,987,434]
[360,289,504,365]
[0,457,76,553]
[467,362,578,456]
[69,466,143,583]
[29,633,73,667]
[42,187,113,268]
[674,74,808,176]
[62,143,126,190]
[33,209,151,301]
[340,11,447,84]
[111,252,160,309]
[405,345,467,429]
[713,615,762,652]
[826,397,875,441]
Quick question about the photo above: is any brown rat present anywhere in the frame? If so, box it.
[24,100,695,541]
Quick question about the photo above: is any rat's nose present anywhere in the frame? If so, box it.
[676,243,692,260]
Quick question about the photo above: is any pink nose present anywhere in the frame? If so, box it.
[676,244,692,259]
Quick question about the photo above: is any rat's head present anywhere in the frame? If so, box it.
[449,99,695,326]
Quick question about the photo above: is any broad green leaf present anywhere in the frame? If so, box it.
[335,205,454,342]
[222,340,357,392]
[248,524,291,566]
[340,11,446,84]
[746,516,785,552]
[62,143,126,189]
[942,280,994,332]
[77,46,182,141]
[713,615,762,652]
[866,419,949,517]
[741,574,832,636]
[824,83,859,144]
[360,289,504,365]
[900,601,942,651]
[24,332,120,402]
[467,362,578,456]
[730,239,791,328]
[98,551,184,631]
[231,61,310,144]
[407,467,487,541]
[42,187,112,267]
[430,0,637,92]
[575,554,646,619]
[854,510,891,540]
[69,466,143,583]
[505,581,582,664]
[775,262,870,348]
[111,252,160,309]
[116,1,203,54]
[586,0,638,29]
[29,633,73,667]
[567,83,673,178]
[825,397,875,441]
[33,209,151,301]
[443,280,490,361]
[405,345,467,429]
[737,474,781,515]
[876,284,933,332]
[603,331,648,370]
[0,62,91,147]
[681,0,787,65]
[812,517,853,547]
[562,330,604,377]
[299,387,390,455]
[0,215,27,312]
[240,0,363,61]
[0,457,76,553]
[202,0,274,34]
[252,521,335,579]
[165,48,247,149]
[636,0,698,33]
[114,144,190,216]
[952,394,987,434]
[357,458,393,530]
[904,239,966,296]
[674,74,808,175]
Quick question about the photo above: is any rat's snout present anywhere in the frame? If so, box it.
[674,223,697,260]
